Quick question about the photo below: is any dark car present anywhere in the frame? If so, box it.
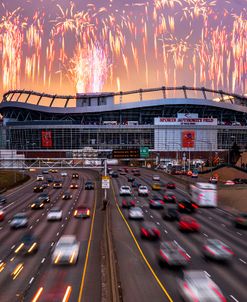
[0,195,7,205]
[132,181,141,188]
[178,199,198,213]
[42,182,49,188]
[167,182,176,189]
[33,185,44,193]
[70,183,78,189]
[149,196,164,209]
[53,180,62,189]
[233,178,247,184]
[62,191,72,200]
[31,199,45,210]
[42,170,49,174]
[133,170,141,176]
[140,222,160,240]
[74,206,90,218]
[46,176,53,183]
[127,176,135,183]
[163,192,177,204]
[15,233,39,255]
[162,205,179,221]
[234,213,247,228]
[38,193,50,203]
[111,171,119,178]
[122,199,135,209]
[178,215,200,232]
[85,181,94,190]
[72,173,79,179]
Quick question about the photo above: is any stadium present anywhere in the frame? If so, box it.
[0,86,247,162]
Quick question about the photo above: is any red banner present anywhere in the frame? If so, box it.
[42,130,52,147]
[182,130,195,148]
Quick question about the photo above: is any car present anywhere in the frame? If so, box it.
[72,173,79,179]
[151,183,161,190]
[70,183,78,189]
[119,185,132,196]
[152,175,160,181]
[127,176,135,182]
[111,171,119,178]
[140,222,160,240]
[42,170,49,174]
[52,235,80,265]
[128,207,144,220]
[10,213,28,229]
[178,199,198,213]
[108,170,114,176]
[38,193,50,203]
[0,208,5,221]
[202,239,234,262]
[50,169,58,173]
[15,233,38,255]
[233,213,247,228]
[224,180,235,185]
[167,182,176,189]
[46,176,53,183]
[31,199,45,210]
[124,168,129,173]
[162,204,179,221]
[138,185,149,196]
[62,191,72,200]
[74,206,90,218]
[133,170,141,176]
[0,195,7,205]
[209,176,218,184]
[149,196,164,209]
[33,185,44,192]
[36,175,44,181]
[42,181,49,188]
[53,181,62,189]
[191,172,198,178]
[60,171,67,177]
[120,171,127,175]
[158,241,190,267]
[163,191,176,204]
[178,215,200,232]
[122,199,135,209]
[132,181,141,188]
[47,207,63,221]
[177,270,226,302]
[85,180,94,190]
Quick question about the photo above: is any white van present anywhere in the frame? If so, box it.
[189,183,217,207]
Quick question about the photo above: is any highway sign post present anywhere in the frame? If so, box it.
[140,147,149,158]
[102,176,110,189]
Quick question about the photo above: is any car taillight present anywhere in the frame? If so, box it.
[211,286,226,302]
[179,204,185,209]
[141,228,149,237]
[222,246,234,255]
[192,203,198,209]
[183,282,199,302]
[204,246,216,255]
[160,250,168,261]
[237,218,244,222]
[153,229,160,237]
[178,250,190,261]
[172,196,176,199]
[164,196,168,200]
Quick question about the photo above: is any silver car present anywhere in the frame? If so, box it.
[10,213,28,229]
[178,270,226,302]
[202,239,234,261]
[158,241,190,267]
[128,207,144,220]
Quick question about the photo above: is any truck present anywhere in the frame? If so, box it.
[189,182,217,207]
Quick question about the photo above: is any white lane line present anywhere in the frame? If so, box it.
[150,215,153,218]
[236,232,242,236]
[221,224,226,227]
[156,222,160,225]
[11,245,15,249]
[29,277,34,284]
[239,258,247,264]
[41,258,46,263]
[5,179,36,197]
[230,295,239,302]
[204,271,211,278]
[2,202,15,211]
[203,233,208,237]
[164,230,168,234]
[0,227,2,230]
[56,232,59,236]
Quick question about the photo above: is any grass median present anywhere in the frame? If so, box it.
[0,170,30,192]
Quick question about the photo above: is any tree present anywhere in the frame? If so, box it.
[229,142,241,165]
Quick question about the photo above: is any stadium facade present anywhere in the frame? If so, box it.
[0,86,247,159]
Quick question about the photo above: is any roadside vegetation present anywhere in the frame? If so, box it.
[0,170,30,192]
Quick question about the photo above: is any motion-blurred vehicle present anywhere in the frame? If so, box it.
[127,176,135,182]
[152,182,161,190]
[33,185,44,193]
[162,204,179,221]
[232,178,246,184]
[0,208,5,221]
[10,213,28,229]
[108,170,114,176]
[62,191,72,200]
[224,180,235,186]
[124,168,129,173]
[178,199,198,213]
[47,207,63,221]
[119,185,132,196]
[158,241,190,267]
[191,171,198,178]
[167,182,176,189]
[42,170,49,174]
[42,181,49,188]
[72,172,79,179]
[202,239,234,261]
[122,199,135,209]
[120,171,127,175]
[133,170,141,176]
[177,270,226,302]
[209,176,218,184]
[178,215,200,232]
[53,180,62,189]
[36,175,44,181]
[50,169,58,173]
[140,222,160,240]
[138,185,149,196]
[152,175,160,181]
[70,183,78,189]
[52,235,80,265]
[60,171,67,177]
[46,176,53,183]
[128,207,144,220]
[38,193,50,203]
[85,180,94,190]
[74,206,90,218]
[233,213,247,228]
[15,233,38,255]
[111,171,119,178]
[163,191,176,204]
[190,183,217,207]
[132,181,141,189]
[0,195,7,205]
[31,199,45,210]
[149,196,164,209]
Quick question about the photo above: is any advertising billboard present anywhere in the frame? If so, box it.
[182,130,195,148]
[41,130,52,148]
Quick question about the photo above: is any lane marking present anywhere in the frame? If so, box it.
[239,258,246,264]
[112,182,174,302]
[230,295,239,302]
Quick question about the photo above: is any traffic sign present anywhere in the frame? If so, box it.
[140,147,149,158]
[102,176,110,189]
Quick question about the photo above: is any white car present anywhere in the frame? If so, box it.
[10,213,28,229]
[138,185,149,196]
[128,207,144,220]
[36,175,44,181]
[152,175,160,181]
[60,172,67,177]
[52,235,80,265]
[47,208,63,221]
[119,186,132,196]
[178,270,226,302]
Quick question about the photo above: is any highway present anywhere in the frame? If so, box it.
[0,167,246,302]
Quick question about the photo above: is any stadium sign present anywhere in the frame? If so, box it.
[154,117,217,126]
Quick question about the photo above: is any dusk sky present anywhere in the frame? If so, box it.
[0,0,246,96]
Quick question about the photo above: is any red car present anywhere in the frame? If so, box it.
[0,209,4,221]
[140,222,160,240]
[167,182,176,189]
[74,206,90,218]
[178,215,200,232]
[163,192,176,204]
[122,199,135,209]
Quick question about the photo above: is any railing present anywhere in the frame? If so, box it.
[2,86,246,108]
